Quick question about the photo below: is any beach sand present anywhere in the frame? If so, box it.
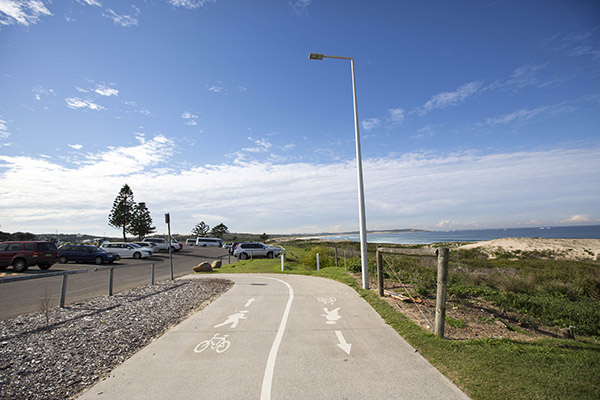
[459,238,600,260]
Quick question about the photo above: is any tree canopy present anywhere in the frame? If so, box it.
[108,184,155,241]
[108,184,135,241]
[128,202,156,240]
[192,221,210,237]
[210,223,229,239]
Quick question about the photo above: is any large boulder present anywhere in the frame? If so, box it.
[193,262,212,272]
[211,260,222,269]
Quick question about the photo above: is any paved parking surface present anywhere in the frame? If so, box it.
[0,246,230,320]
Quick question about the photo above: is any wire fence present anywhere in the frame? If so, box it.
[305,243,449,337]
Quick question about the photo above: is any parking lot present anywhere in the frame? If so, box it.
[0,245,231,320]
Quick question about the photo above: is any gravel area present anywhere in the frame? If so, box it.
[0,278,233,400]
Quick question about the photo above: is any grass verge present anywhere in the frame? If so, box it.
[198,256,600,400]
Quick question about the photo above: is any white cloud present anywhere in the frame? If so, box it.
[65,97,106,111]
[0,117,10,140]
[94,85,118,97]
[242,137,272,153]
[290,0,311,15]
[32,86,55,100]
[182,111,199,125]
[68,144,83,150]
[485,104,575,126]
[207,85,226,94]
[77,0,101,6]
[168,0,216,9]
[181,111,198,119]
[103,7,138,27]
[435,220,451,229]
[124,101,151,116]
[361,118,380,131]
[0,141,598,235]
[411,124,436,139]
[388,108,405,124]
[563,215,593,224]
[416,81,482,116]
[487,64,547,91]
[0,0,52,26]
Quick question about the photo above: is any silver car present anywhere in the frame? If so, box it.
[100,242,152,259]
[233,242,281,260]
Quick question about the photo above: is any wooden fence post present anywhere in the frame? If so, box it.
[377,250,384,297]
[434,248,449,338]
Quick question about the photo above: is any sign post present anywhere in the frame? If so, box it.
[165,213,173,280]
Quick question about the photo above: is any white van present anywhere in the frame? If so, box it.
[195,237,223,247]
[186,238,196,246]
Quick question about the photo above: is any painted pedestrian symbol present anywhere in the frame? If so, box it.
[214,310,248,329]
[194,333,231,354]
[321,307,342,324]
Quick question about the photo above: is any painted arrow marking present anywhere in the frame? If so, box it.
[335,330,352,355]
[245,298,256,307]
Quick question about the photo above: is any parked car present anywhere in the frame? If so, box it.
[195,237,223,247]
[233,242,281,260]
[134,242,157,255]
[229,242,240,255]
[100,242,152,259]
[58,244,120,265]
[0,241,58,272]
[186,238,196,246]
[142,238,180,252]
[170,238,183,251]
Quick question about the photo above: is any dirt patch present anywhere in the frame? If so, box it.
[385,284,563,341]
[354,274,566,341]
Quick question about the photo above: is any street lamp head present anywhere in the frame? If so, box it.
[309,53,324,60]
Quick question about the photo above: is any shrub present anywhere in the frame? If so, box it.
[300,246,337,269]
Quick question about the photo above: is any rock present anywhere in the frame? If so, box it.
[193,262,212,272]
[211,260,222,269]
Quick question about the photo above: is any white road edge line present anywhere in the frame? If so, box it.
[260,277,294,400]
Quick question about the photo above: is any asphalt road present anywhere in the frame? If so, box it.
[76,274,470,400]
[0,246,231,320]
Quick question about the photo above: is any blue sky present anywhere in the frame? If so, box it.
[1,0,599,237]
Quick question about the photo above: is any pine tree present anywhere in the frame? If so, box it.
[108,184,135,241]
[192,221,210,237]
[210,223,229,239]
[128,202,156,240]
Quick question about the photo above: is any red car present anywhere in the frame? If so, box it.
[0,241,59,272]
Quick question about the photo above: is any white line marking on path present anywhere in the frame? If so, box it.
[260,277,294,400]
[335,330,352,355]
[245,298,256,307]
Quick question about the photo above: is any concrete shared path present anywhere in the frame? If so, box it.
[77,274,469,400]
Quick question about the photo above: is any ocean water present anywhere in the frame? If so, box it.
[314,225,600,245]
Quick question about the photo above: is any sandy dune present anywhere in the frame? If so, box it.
[459,238,600,260]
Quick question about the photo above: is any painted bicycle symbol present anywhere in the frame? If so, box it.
[194,333,231,354]
[317,296,337,305]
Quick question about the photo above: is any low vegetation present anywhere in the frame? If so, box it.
[198,241,600,400]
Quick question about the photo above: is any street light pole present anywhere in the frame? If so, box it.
[309,52,369,289]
